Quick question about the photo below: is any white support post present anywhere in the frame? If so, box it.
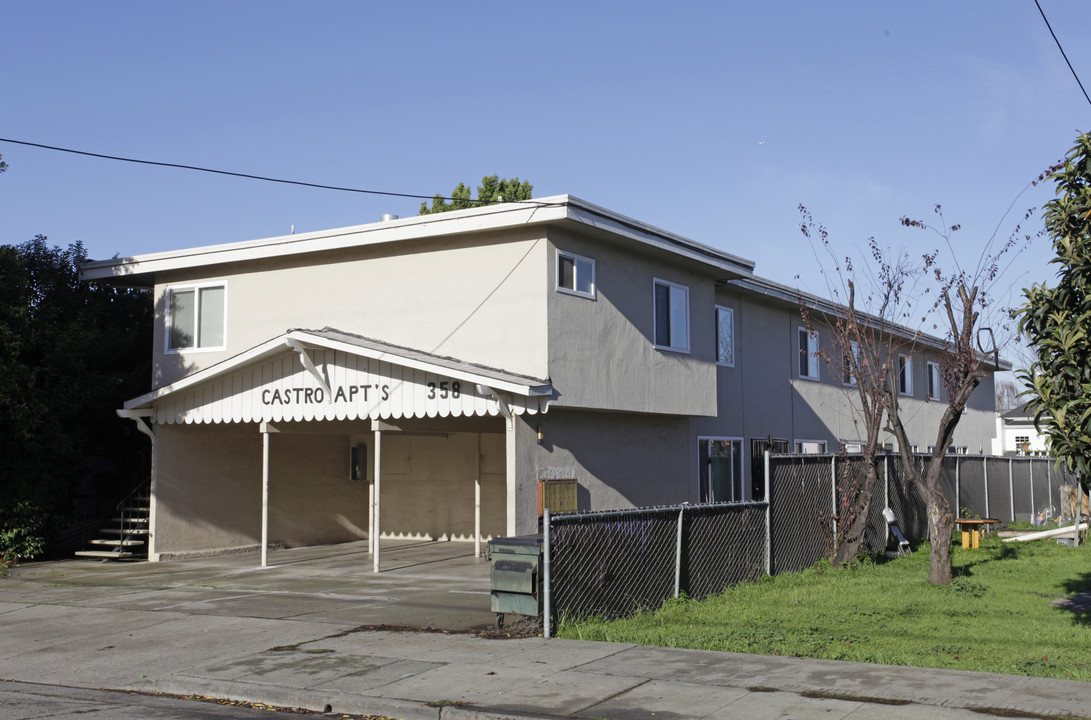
[1029,461,1035,523]
[955,456,961,518]
[505,419,517,537]
[475,434,482,558]
[884,455,890,548]
[259,422,279,568]
[373,425,382,573]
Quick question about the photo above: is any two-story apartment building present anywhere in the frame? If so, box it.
[81,195,998,562]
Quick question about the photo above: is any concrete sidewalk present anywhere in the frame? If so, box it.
[4,547,1091,719]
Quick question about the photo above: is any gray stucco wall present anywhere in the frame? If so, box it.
[545,227,717,417]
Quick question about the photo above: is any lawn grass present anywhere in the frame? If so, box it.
[557,534,1091,681]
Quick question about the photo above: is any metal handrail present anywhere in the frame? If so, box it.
[115,477,150,557]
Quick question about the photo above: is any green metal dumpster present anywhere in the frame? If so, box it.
[488,534,542,629]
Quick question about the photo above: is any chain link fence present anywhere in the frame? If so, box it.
[543,455,1078,627]
[546,502,767,621]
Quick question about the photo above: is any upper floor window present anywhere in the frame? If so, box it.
[843,340,860,385]
[927,361,941,400]
[654,279,689,353]
[898,354,913,396]
[716,306,734,366]
[798,327,819,380]
[167,283,226,352]
[556,250,595,299]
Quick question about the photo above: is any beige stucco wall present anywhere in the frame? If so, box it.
[153,420,507,557]
[152,228,549,388]
[545,227,717,416]
[366,431,506,541]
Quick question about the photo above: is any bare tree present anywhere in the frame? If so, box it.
[799,199,1041,584]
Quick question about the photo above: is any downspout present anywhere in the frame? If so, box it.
[117,409,157,560]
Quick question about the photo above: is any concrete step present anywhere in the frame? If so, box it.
[87,538,145,547]
[110,517,148,524]
[74,550,136,559]
[101,528,149,536]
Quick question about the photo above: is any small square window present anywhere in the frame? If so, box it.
[556,250,595,299]
[167,283,226,352]
[798,327,819,380]
[654,279,689,353]
[716,306,734,366]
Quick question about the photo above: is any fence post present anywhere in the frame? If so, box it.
[1048,461,1053,519]
[674,507,684,598]
[955,456,961,516]
[830,455,838,539]
[1030,461,1035,524]
[884,455,890,548]
[765,449,772,576]
[543,508,551,639]
[984,456,990,518]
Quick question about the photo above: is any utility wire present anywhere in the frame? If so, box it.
[0,136,545,208]
[1033,0,1091,107]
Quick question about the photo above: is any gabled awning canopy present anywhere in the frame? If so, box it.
[123,328,553,425]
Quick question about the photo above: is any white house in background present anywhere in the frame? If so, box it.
[993,403,1051,456]
[80,195,1001,563]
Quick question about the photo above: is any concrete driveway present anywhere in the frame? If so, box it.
[5,539,496,631]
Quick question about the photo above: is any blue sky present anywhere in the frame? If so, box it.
[1,1,1087,365]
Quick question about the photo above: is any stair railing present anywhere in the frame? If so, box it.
[115,477,150,557]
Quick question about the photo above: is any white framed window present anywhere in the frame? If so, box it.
[698,436,744,503]
[927,361,941,400]
[166,283,226,352]
[843,340,860,385]
[716,306,734,367]
[654,279,690,353]
[898,354,913,396]
[556,250,595,299]
[795,440,827,454]
[798,327,819,380]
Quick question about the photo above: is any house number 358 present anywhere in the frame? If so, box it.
[427,381,461,399]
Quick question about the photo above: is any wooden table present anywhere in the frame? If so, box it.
[956,518,1000,549]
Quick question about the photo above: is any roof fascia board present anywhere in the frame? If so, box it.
[80,194,757,283]
[81,200,573,282]
[561,197,755,276]
[729,277,1013,370]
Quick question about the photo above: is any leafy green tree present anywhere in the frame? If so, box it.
[1018,132,1091,491]
[419,175,533,215]
[0,237,152,564]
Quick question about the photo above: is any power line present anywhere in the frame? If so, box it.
[0,136,545,208]
[1034,0,1091,107]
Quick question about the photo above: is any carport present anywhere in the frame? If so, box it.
[118,328,552,569]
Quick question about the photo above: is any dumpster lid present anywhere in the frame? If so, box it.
[488,534,542,548]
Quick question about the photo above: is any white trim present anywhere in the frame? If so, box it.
[653,278,690,354]
[715,305,735,367]
[125,329,551,410]
[80,195,755,285]
[164,281,227,354]
[555,249,596,300]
